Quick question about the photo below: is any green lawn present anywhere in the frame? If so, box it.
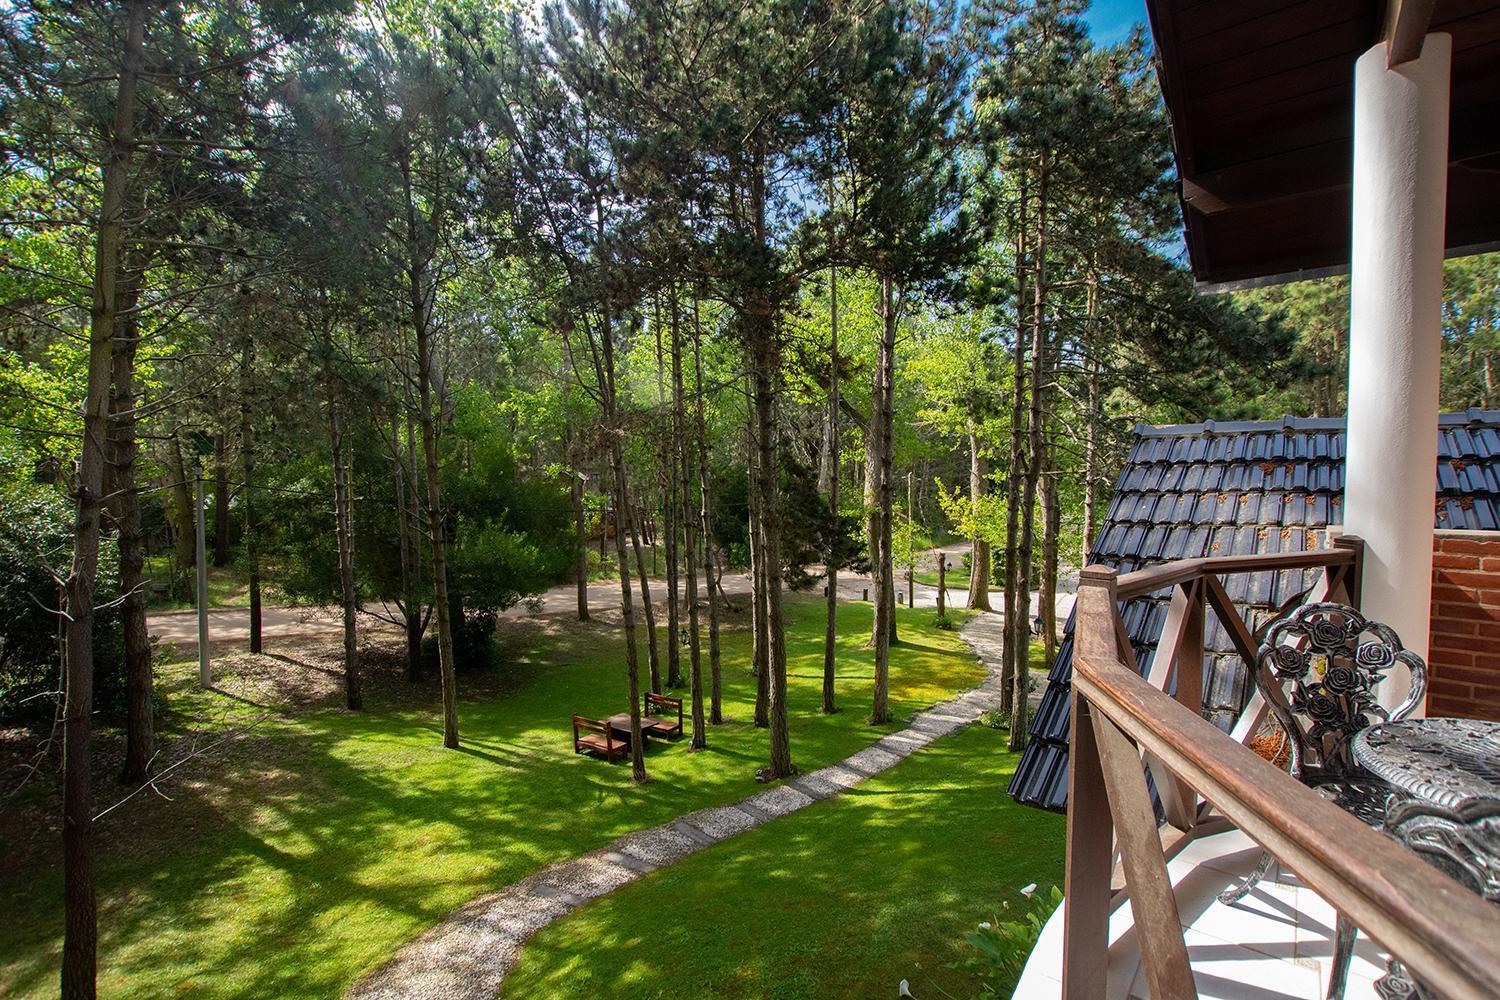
[142,554,280,611]
[505,723,1066,1000]
[0,597,983,999]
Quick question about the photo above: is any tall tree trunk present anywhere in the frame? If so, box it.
[168,435,195,583]
[628,490,661,694]
[748,139,793,781]
[63,4,143,993]
[1040,457,1059,671]
[748,385,769,728]
[1010,165,1049,754]
[402,144,458,748]
[1003,180,1030,726]
[871,272,896,725]
[569,431,590,621]
[239,336,262,655]
[671,295,705,749]
[109,256,151,786]
[966,425,992,610]
[822,260,840,714]
[864,325,883,650]
[323,323,361,711]
[394,360,424,682]
[690,298,722,723]
[212,430,230,566]
[663,472,683,688]
[1081,277,1101,565]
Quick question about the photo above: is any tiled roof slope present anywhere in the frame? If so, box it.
[1008,410,1500,813]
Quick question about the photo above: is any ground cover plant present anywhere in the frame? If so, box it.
[0,596,980,999]
[504,723,1066,1000]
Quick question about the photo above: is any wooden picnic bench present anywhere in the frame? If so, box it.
[641,692,683,740]
[572,714,630,762]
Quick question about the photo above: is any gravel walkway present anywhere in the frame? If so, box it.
[345,612,1008,1000]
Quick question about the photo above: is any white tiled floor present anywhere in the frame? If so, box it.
[1014,828,1394,999]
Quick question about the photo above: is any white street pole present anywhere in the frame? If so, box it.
[195,466,210,687]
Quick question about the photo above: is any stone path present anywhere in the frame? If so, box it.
[346,612,1008,1000]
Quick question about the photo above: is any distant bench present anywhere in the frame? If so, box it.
[641,693,683,740]
[571,694,684,762]
[571,715,629,762]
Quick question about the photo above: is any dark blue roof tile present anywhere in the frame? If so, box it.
[1009,411,1500,812]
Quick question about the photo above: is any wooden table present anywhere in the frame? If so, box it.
[605,712,638,747]
[1351,718,1500,998]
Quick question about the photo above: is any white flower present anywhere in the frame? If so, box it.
[899,979,914,997]
[1021,883,1038,898]
[978,921,992,930]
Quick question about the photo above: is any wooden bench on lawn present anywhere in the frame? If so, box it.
[641,692,683,741]
[572,714,629,762]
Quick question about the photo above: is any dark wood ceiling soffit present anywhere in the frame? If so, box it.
[1146,0,1500,290]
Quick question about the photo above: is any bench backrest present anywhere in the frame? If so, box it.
[572,715,614,746]
[644,693,682,719]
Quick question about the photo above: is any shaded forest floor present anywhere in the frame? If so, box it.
[0,596,1000,1000]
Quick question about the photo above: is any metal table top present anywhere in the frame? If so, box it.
[1352,717,1500,813]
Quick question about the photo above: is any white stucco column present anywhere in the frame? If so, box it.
[1344,33,1451,712]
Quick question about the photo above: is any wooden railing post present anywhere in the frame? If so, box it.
[1332,533,1364,607]
[1063,568,1117,1000]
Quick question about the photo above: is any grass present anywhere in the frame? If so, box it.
[142,554,280,611]
[505,723,1066,1000]
[0,596,984,1000]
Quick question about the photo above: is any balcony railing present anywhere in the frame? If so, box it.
[1061,535,1500,999]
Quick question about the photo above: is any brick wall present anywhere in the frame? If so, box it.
[1428,531,1500,720]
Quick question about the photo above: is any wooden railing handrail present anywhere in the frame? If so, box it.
[1067,556,1500,1000]
[1114,547,1356,599]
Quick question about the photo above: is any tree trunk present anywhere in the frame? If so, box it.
[1040,458,1059,671]
[871,272,896,725]
[168,435,195,584]
[239,336,262,655]
[749,223,793,780]
[663,472,683,689]
[1010,165,1049,753]
[395,362,424,682]
[937,552,947,619]
[966,425,992,610]
[628,490,662,694]
[212,430,230,566]
[109,257,152,786]
[1081,276,1101,565]
[748,386,769,728]
[691,298,723,724]
[822,260,840,715]
[570,437,590,622]
[864,320,883,650]
[670,295,706,749]
[323,324,361,711]
[1003,180,1030,727]
[63,4,143,992]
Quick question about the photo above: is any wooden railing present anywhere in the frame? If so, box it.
[1062,535,1500,1000]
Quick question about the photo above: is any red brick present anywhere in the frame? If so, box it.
[1474,622,1500,641]
[1432,585,1476,605]
[1433,553,1482,570]
[1439,665,1500,686]
[1481,557,1500,572]
[1435,601,1500,623]
[1430,618,1478,638]
[1435,538,1500,557]
[1433,569,1500,590]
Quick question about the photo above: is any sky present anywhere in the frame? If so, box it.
[1083,0,1148,46]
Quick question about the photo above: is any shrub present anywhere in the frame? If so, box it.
[949,884,1063,996]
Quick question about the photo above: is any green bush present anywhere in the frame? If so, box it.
[949,884,1063,996]
[0,443,127,721]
